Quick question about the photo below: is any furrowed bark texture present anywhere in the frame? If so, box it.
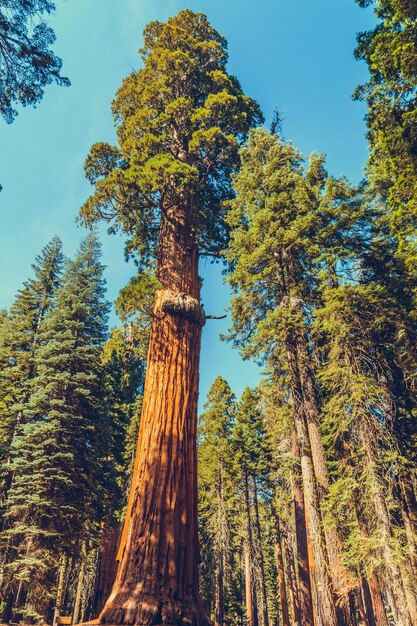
[93,525,121,617]
[99,206,208,626]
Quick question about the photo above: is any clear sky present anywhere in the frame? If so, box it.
[0,0,375,407]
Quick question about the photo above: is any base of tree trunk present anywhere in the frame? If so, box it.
[99,593,210,626]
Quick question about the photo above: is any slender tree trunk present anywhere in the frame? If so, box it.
[272,513,289,626]
[99,204,208,625]
[53,556,68,626]
[252,479,269,626]
[215,550,224,626]
[287,345,337,626]
[73,544,87,625]
[215,467,225,626]
[244,471,258,626]
[283,525,299,626]
[290,428,314,626]
[295,326,354,626]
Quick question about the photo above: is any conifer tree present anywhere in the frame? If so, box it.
[198,376,236,626]
[80,10,261,624]
[0,0,70,123]
[314,205,417,625]
[232,387,271,626]
[0,236,63,522]
[354,0,417,264]
[2,233,109,621]
[225,127,366,626]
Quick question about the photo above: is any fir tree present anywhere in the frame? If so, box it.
[2,233,109,621]
[0,236,63,520]
[198,376,237,626]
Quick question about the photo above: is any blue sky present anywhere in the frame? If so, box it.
[0,0,375,406]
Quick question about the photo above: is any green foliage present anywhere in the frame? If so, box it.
[0,237,63,518]
[354,0,417,263]
[2,233,110,618]
[0,1,70,123]
[80,9,262,265]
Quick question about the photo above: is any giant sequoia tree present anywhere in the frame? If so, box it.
[80,10,261,625]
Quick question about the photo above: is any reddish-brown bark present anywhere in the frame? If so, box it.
[92,525,121,617]
[98,205,209,626]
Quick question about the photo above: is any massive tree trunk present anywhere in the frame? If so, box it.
[99,204,208,626]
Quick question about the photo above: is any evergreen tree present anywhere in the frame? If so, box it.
[314,205,417,625]
[2,233,109,621]
[225,127,365,626]
[198,376,237,626]
[354,0,417,264]
[0,0,70,123]
[80,10,261,624]
[0,237,63,519]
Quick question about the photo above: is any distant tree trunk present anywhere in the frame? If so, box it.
[99,204,208,625]
[73,543,87,625]
[290,427,314,626]
[287,344,337,626]
[215,550,224,626]
[244,471,258,626]
[53,556,68,626]
[283,525,299,626]
[92,524,120,617]
[244,542,257,626]
[252,479,269,626]
[215,465,225,626]
[295,326,354,626]
[360,577,377,626]
[272,512,289,626]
